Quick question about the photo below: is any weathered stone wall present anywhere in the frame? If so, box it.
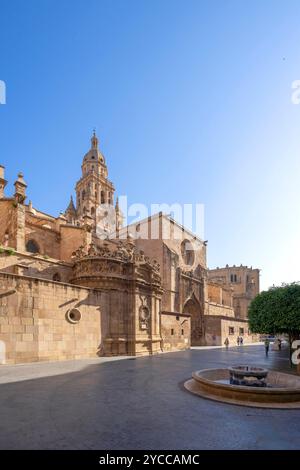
[205,301,235,318]
[25,222,61,259]
[207,283,222,304]
[204,315,256,346]
[220,317,257,345]
[204,315,222,346]
[222,287,233,308]
[0,252,72,283]
[208,266,260,319]
[0,199,18,249]
[60,225,91,261]
[161,312,191,352]
[0,273,101,364]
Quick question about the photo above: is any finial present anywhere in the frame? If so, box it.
[91,129,99,149]
[15,172,27,187]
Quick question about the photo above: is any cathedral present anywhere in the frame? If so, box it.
[0,133,259,364]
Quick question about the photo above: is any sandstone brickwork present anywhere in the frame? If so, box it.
[0,273,101,364]
[208,265,260,319]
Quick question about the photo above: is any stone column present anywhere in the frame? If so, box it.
[15,203,26,252]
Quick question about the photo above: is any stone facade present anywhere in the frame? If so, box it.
[0,133,259,364]
[208,265,260,319]
[0,273,101,364]
[161,312,191,352]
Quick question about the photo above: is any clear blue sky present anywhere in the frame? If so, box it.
[1,0,300,290]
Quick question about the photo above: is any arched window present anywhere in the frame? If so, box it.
[108,192,112,205]
[101,191,105,204]
[26,239,40,254]
[82,190,86,200]
[91,207,95,216]
[53,273,61,282]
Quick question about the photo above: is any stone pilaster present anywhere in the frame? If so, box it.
[0,165,7,199]
[15,203,26,252]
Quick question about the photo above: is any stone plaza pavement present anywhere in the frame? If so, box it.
[0,345,299,450]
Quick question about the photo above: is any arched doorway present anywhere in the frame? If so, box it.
[183,295,204,346]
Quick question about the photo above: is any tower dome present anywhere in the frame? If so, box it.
[83,130,106,165]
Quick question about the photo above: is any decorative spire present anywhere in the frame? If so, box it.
[14,172,27,204]
[91,129,99,150]
[65,195,76,215]
[16,172,27,187]
[115,197,119,212]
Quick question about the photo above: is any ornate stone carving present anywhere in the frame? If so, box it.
[72,239,161,286]
[139,295,151,332]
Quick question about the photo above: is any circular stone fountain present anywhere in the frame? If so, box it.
[229,365,268,387]
[184,366,300,408]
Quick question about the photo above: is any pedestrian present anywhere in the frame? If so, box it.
[240,336,243,345]
[278,338,282,351]
[264,338,270,356]
[237,336,240,346]
[224,337,229,349]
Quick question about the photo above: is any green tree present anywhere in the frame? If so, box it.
[248,283,300,366]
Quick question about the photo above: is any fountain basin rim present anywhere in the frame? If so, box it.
[185,368,300,408]
[193,368,300,394]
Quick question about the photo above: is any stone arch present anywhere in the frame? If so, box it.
[183,294,204,346]
[0,340,5,364]
[26,239,40,254]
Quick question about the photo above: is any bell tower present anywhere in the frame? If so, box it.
[75,131,115,224]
